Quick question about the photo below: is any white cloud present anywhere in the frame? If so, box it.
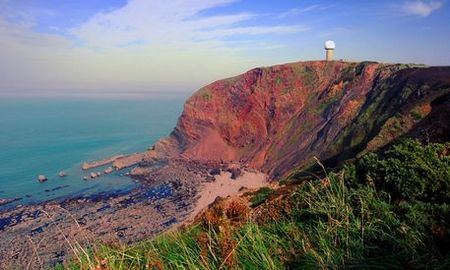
[0,0,311,96]
[195,25,309,39]
[278,5,319,18]
[278,5,334,18]
[400,1,444,17]
[69,0,308,49]
[0,18,261,95]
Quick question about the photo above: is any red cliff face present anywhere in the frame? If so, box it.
[168,61,450,178]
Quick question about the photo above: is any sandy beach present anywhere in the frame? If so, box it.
[186,170,268,223]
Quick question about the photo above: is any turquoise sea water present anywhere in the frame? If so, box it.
[0,98,184,210]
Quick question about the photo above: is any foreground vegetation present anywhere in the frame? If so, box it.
[64,139,450,269]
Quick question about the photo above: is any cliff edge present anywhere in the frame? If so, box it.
[166,60,450,178]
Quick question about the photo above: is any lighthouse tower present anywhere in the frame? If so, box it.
[324,40,335,61]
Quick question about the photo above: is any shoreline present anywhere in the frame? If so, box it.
[0,153,149,212]
[0,156,268,269]
[0,173,140,212]
[0,181,139,213]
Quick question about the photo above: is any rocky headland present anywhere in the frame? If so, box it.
[96,61,449,179]
[1,60,449,268]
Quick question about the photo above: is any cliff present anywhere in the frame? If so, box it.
[167,60,450,178]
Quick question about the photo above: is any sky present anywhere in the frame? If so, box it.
[0,0,449,98]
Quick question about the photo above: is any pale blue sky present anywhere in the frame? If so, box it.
[1,0,449,98]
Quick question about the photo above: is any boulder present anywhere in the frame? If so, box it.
[104,167,114,174]
[38,175,48,183]
[58,171,67,177]
[227,167,242,179]
[209,168,221,176]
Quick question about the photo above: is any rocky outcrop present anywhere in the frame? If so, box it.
[86,61,449,180]
[38,175,48,183]
[104,167,114,174]
[164,61,450,178]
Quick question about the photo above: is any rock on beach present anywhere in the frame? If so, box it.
[104,167,114,174]
[38,175,48,183]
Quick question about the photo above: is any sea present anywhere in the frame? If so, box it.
[0,98,184,210]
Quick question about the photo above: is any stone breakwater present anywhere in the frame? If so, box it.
[81,155,125,170]
[0,157,268,269]
[81,150,162,172]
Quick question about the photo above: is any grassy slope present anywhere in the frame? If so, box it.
[63,139,450,269]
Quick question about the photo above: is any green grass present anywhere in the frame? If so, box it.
[275,76,283,86]
[292,65,318,89]
[314,92,343,115]
[233,223,286,269]
[245,187,275,207]
[65,139,450,269]
[201,91,213,101]
[410,108,425,121]
[66,227,207,269]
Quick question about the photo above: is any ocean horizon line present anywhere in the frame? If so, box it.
[0,90,192,101]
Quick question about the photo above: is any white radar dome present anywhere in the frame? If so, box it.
[324,40,336,49]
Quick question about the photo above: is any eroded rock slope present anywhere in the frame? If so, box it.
[166,61,450,177]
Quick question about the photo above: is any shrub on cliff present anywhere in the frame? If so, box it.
[354,139,450,258]
[357,139,450,202]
